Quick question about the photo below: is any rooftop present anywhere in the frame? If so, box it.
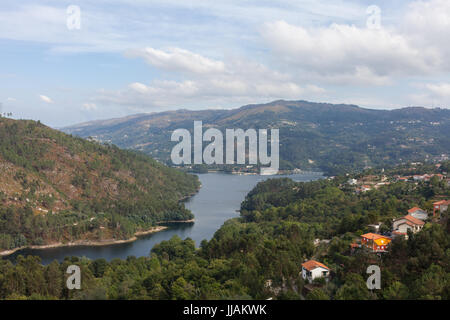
[407,207,424,213]
[301,260,330,271]
[361,233,391,240]
[394,215,425,226]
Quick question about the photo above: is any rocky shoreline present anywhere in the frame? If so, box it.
[0,225,168,257]
[0,184,201,258]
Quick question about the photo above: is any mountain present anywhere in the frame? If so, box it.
[63,100,450,175]
[0,117,200,252]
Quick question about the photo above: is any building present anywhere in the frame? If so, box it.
[433,200,449,216]
[301,260,330,283]
[360,233,391,252]
[407,207,428,221]
[392,215,425,237]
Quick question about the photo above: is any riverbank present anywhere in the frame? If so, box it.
[1,172,323,263]
[158,219,195,224]
[1,182,201,258]
[0,225,168,257]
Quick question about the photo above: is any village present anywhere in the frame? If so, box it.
[297,162,450,290]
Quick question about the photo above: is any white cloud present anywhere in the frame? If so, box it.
[94,49,325,110]
[425,83,450,98]
[6,97,17,101]
[0,1,366,53]
[409,82,450,107]
[3,0,450,121]
[82,102,97,110]
[39,95,53,103]
[260,0,450,86]
[261,21,437,85]
[126,47,225,74]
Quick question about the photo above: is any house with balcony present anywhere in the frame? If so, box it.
[360,233,391,252]
[392,215,425,239]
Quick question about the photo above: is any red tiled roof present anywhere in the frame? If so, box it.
[301,260,329,271]
[361,233,390,240]
[395,215,425,226]
[408,207,423,213]
[434,200,450,205]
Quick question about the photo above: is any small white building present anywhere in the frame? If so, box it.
[301,260,330,283]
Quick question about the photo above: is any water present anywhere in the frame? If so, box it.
[3,172,323,265]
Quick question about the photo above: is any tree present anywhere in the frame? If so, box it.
[171,277,194,300]
[45,261,63,298]
[382,281,408,300]
[335,273,370,300]
[306,288,329,300]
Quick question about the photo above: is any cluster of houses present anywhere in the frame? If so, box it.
[353,200,449,253]
[348,169,449,194]
[348,175,391,193]
[300,200,449,284]
[395,173,450,186]
[301,165,449,285]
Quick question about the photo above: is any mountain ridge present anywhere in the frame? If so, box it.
[62,100,450,175]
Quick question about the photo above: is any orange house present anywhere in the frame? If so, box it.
[360,233,391,252]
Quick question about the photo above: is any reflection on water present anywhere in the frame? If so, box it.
[3,172,323,265]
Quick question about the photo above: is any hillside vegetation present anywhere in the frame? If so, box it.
[63,100,450,175]
[0,118,199,251]
[0,164,448,299]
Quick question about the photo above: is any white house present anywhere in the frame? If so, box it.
[301,260,330,283]
[407,207,428,221]
[392,215,425,238]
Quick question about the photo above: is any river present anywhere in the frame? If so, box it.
[3,172,323,265]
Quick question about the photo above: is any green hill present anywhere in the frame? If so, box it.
[0,117,200,252]
[63,100,450,175]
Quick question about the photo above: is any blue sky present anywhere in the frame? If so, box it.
[1,0,449,127]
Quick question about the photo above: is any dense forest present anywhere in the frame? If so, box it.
[0,118,200,252]
[1,163,448,300]
[63,100,450,175]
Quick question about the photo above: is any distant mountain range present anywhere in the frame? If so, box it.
[63,100,450,175]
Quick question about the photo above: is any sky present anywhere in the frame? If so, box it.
[1,0,450,127]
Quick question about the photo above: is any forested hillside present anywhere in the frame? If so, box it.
[63,100,450,175]
[0,118,200,252]
[1,163,448,299]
